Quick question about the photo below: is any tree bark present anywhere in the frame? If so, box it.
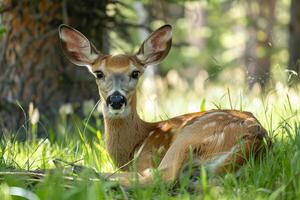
[288,0,300,80]
[245,0,276,90]
[0,0,111,132]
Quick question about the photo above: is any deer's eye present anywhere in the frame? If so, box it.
[94,70,104,79]
[131,70,140,79]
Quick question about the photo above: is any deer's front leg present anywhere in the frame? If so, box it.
[154,117,268,183]
[112,136,197,187]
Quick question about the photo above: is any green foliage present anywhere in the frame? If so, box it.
[0,0,298,199]
[1,118,300,199]
[109,0,290,85]
[1,81,300,199]
[0,27,5,36]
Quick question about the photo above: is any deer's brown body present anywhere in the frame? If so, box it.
[59,24,269,186]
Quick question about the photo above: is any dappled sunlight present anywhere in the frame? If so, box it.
[4,69,298,178]
[1,137,115,173]
[1,0,300,199]
[136,68,300,136]
[3,67,298,175]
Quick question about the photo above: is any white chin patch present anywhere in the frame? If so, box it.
[107,105,130,118]
[109,108,125,115]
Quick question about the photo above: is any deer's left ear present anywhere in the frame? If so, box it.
[136,24,172,66]
[58,24,100,68]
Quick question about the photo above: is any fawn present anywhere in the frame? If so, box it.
[59,24,269,187]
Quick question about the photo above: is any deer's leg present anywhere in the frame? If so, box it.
[126,135,200,186]
[113,118,267,187]
[105,135,195,187]
[156,135,204,183]
[112,135,240,186]
[112,137,263,187]
[153,135,263,186]
[206,135,266,174]
[135,121,267,186]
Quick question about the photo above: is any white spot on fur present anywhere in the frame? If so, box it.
[155,134,160,139]
[202,121,217,129]
[198,112,227,123]
[206,145,239,173]
[218,132,224,144]
[203,134,216,143]
[148,131,155,137]
[185,112,228,129]
[202,112,228,118]
[203,132,225,144]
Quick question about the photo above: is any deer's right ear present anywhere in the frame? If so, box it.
[59,24,100,67]
[136,24,172,66]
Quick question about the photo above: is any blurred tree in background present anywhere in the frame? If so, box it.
[0,0,141,130]
[288,0,300,80]
[0,0,298,134]
[245,0,276,89]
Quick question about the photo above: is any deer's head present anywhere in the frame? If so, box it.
[59,25,172,117]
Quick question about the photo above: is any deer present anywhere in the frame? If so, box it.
[58,24,270,187]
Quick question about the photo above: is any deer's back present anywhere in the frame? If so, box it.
[136,109,268,171]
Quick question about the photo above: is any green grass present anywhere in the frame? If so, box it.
[1,81,300,199]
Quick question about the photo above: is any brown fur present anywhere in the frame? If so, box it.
[101,92,269,186]
[59,24,270,187]
[105,55,131,69]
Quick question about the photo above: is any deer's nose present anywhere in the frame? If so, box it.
[107,92,127,110]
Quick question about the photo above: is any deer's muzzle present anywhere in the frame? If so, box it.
[106,91,127,110]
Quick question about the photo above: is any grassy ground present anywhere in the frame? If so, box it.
[1,77,300,199]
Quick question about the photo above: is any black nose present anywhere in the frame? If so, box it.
[106,92,127,110]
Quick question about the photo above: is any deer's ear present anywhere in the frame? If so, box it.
[136,24,172,66]
[59,24,100,67]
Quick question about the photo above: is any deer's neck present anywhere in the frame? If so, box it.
[103,94,152,168]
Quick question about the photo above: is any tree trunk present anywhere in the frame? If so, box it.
[288,0,300,80]
[245,0,276,90]
[0,0,111,132]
